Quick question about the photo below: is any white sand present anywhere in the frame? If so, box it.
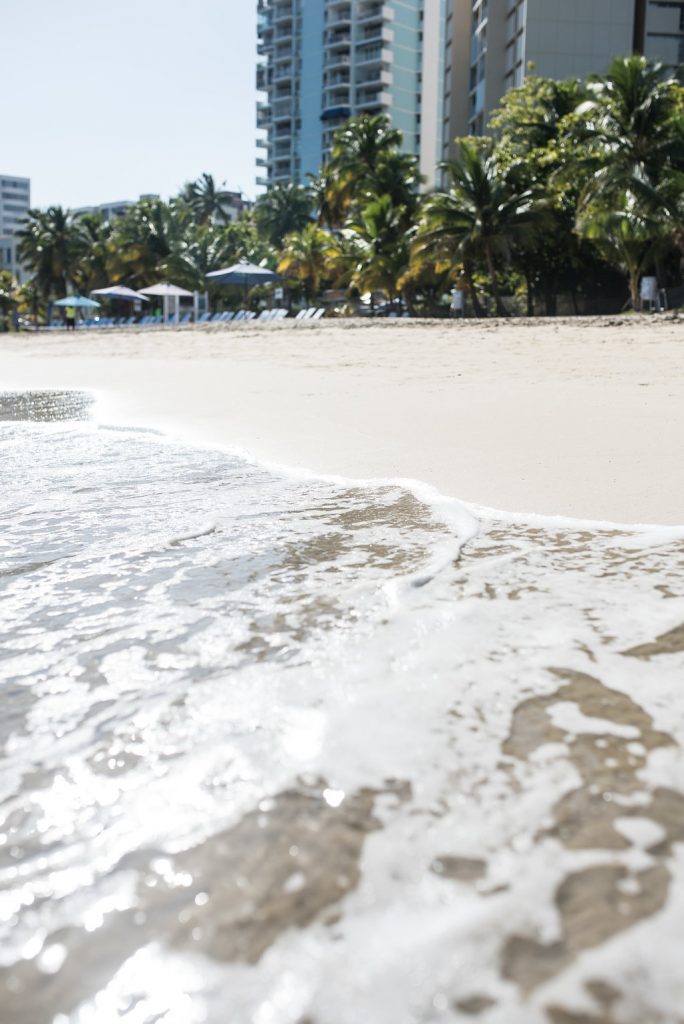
[2,315,683,525]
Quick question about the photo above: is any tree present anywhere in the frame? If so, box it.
[577,195,666,310]
[106,198,188,286]
[255,183,312,247]
[277,223,338,303]
[180,173,237,225]
[347,195,410,307]
[0,270,19,331]
[415,141,546,316]
[315,114,421,227]
[489,75,590,314]
[574,56,684,209]
[72,212,113,293]
[16,206,86,299]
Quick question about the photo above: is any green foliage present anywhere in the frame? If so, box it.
[15,58,684,318]
[180,173,239,225]
[0,270,19,330]
[254,183,312,247]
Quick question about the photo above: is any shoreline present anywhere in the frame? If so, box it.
[3,315,684,527]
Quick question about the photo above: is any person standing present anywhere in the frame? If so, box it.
[450,288,464,318]
[65,306,76,331]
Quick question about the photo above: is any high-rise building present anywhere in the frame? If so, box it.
[442,0,684,155]
[638,0,684,65]
[256,0,446,190]
[0,175,30,284]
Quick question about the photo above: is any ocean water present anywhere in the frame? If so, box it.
[2,392,684,1024]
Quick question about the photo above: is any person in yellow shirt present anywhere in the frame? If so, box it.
[65,306,76,331]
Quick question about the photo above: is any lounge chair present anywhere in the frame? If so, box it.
[197,311,212,323]
[180,312,193,324]
[124,316,137,326]
[311,308,326,320]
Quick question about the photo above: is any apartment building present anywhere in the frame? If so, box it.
[0,174,30,284]
[256,0,445,190]
[638,0,684,64]
[442,0,684,154]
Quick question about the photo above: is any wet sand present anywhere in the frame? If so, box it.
[2,314,684,525]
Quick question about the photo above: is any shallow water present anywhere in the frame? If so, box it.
[1,392,684,1024]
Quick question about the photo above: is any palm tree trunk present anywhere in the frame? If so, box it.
[524,268,534,317]
[629,267,641,312]
[485,244,508,317]
[463,260,485,318]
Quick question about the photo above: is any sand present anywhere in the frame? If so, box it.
[2,315,683,525]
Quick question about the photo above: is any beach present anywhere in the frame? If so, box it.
[2,317,684,1024]
[3,314,684,525]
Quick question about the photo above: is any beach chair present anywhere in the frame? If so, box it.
[197,312,212,324]
[233,310,247,322]
[180,312,193,324]
[124,316,137,326]
[210,311,224,322]
[277,308,289,319]
[246,311,257,320]
[311,308,326,320]
[167,313,177,326]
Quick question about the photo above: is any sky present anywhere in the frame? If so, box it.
[3,0,258,209]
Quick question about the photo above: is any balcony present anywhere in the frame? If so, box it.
[324,51,351,69]
[321,104,351,121]
[274,64,294,81]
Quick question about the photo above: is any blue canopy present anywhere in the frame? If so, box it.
[54,295,101,308]
[206,261,280,287]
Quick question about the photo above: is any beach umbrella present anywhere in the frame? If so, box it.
[138,283,194,298]
[91,285,149,303]
[54,295,101,308]
[206,261,280,308]
[206,261,280,288]
[138,282,194,322]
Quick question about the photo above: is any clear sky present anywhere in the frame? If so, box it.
[3,0,258,209]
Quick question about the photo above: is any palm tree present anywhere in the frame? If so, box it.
[180,173,237,225]
[255,183,312,247]
[415,142,545,316]
[16,207,86,299]
[0,270,19,331]
[577,195,666,310]
[347,195,410,307]
[329,114,403,180]
[162,221,241,292]
[107,198,189,287]
[575,56,684,209]
[277,223,337,303]
[317,114,420,226]
[309,167,350,229]
[72,213,112,293]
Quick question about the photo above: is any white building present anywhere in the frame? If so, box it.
[0,174,30,284]
[442,0,684,149]
[257,0,446,191]
[73,194,160,220]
